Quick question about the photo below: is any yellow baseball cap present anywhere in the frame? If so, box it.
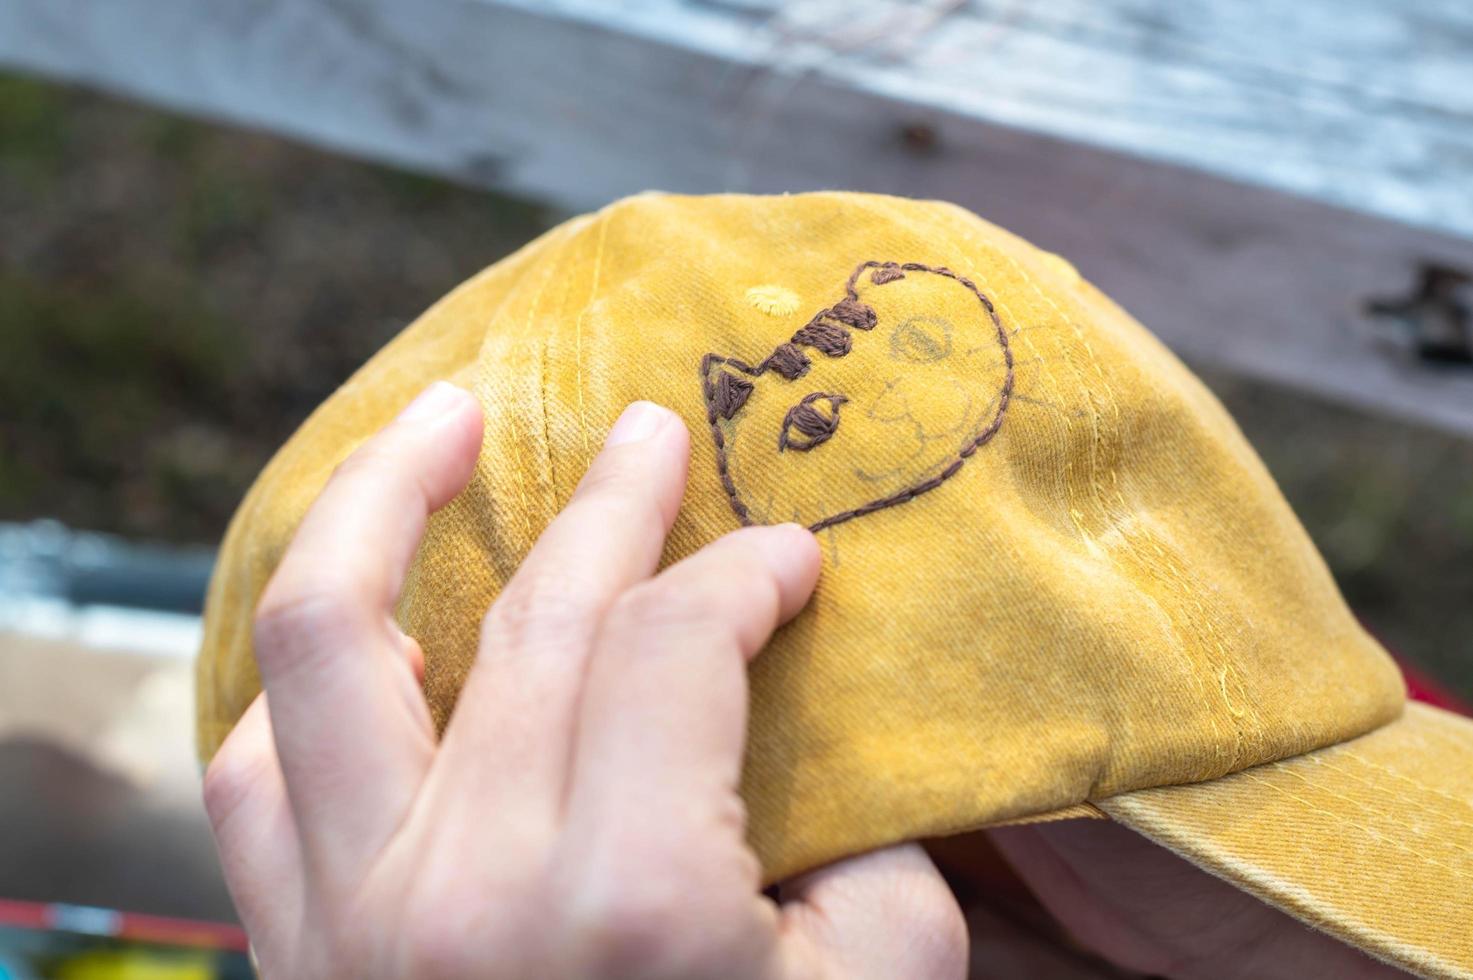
[197,192,1473,978]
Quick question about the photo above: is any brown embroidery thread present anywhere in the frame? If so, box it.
[870,262,906,285]
[779,392,847,452]
[712,371,754,419]
[791,320,853,357]
[765,342,812,380]
[700,260,1014,532]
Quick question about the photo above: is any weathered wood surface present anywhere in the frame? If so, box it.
[3,0,1472,434]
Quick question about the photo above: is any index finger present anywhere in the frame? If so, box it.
[429,401,690,823]
[252,381,483,883]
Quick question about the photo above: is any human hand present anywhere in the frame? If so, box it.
[986,820,1410,979]
[203,385,967,979]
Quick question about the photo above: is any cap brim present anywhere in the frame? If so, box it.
[1097,702,1473,979]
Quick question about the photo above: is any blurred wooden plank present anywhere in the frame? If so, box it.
[2,0,1472,435]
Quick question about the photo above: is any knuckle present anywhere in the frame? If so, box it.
[252,584,364,674]
[611,559,778,654]
[399,878,547,979]
[607,580,717,636]
[719,543,785,611]
[201,746,259,832]
[482,572,592,653]
[331,438,398,483]
[570,470,669,538]
[572,452,644,502]
[711,792,751,844]
[400,911,484,980]
[575,884,704,977]
[341,435,438,508]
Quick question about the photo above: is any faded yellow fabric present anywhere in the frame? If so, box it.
[196,192,1469,978]
[984,801,1106,828]
[1103,703,1473,980]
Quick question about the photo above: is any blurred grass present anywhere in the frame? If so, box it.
[0,73,555,541]
[1197,369,1473,698]
[0,73,1469,698]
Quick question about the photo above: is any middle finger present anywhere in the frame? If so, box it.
[433,402,690,823]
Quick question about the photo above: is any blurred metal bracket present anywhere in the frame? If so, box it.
[2,0,1472,434]
[0,521,213,613]
[0,521,210,657]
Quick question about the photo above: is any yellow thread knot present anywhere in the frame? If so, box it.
[745,284,801,317]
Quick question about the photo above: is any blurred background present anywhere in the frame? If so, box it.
[2,1,1471,977]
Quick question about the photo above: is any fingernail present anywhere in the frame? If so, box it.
[604,401,669,448]
[760,523,819,565]
[397,382,463,423]
[750,523,822,621]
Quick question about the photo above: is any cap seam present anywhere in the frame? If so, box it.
[1299,754,1473,835]
[513,233,565,551]
[944,205,1244,768]
[980,213,1267,771]
[570,206,614,470]
[533,217,594,520]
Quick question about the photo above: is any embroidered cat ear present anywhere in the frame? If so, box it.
[870,262,905,284]
[712,371,754,419]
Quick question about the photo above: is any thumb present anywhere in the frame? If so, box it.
[776,843,969,979]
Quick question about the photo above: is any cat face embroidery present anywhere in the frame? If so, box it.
[701,261,1015,531]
